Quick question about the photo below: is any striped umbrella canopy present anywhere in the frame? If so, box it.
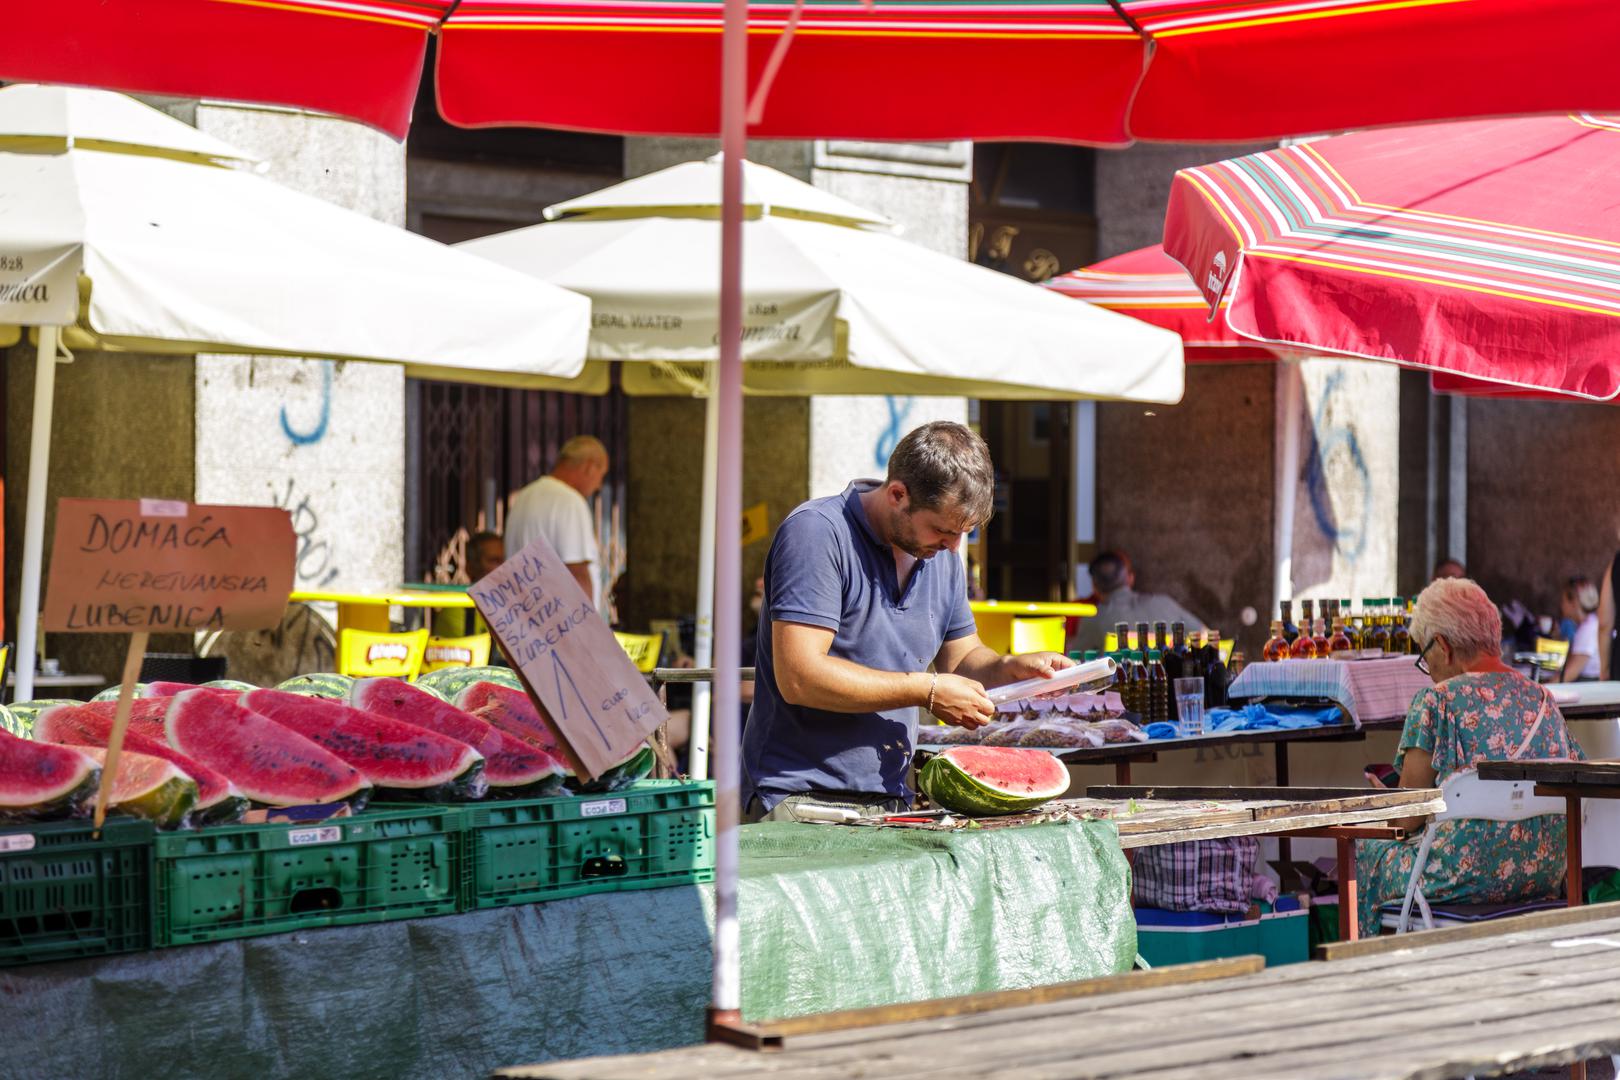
[1044,244,1286,361]
[7,0,1620,142]
[1164,114,1620,402]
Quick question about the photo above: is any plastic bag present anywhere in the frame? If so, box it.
[921,724,980,746]
[1093,717,1150,744]
[1019,720,1104,749]
[980,718,1043,746]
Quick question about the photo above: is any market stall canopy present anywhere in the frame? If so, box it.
[0,84,591,381]
[7,1,1620,143]
[1164,113,1620,403]
[461,157,1185,404]
[1044,245,1288,363]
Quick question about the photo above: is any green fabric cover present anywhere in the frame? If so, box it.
[0,820,1130,1078]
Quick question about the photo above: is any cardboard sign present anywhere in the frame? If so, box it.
[471,535,667,779]
[42,498,296,633]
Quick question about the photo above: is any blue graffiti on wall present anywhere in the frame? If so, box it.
[280,361,333,446]
[874,395,914,468]
[1302,371,1370,563]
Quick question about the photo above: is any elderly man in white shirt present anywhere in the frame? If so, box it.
[505,435,610,608]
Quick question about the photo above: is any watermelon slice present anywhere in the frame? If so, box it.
[91,683,147,702]
[243,689,487,800]
[35,705,249,825]
[0,729,100,821]
[917,746,1070,816]
[458,683,575,770]
[72,747,198,828]
[275,673,355,699]
[166,689,371,808]
[145,680,254,698]
[351,678,564,796]
[5,699,81,736]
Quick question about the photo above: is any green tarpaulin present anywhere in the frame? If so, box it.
[0,820,1130,1079]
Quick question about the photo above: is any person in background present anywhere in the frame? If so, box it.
[433,531,503,638]
[1355,577,1583,938]
[505,435,609,607]
[1433,557,1467,580]
[1601,522,1620,679]
[1561,576,1602,683]
[1068,550,1204,653]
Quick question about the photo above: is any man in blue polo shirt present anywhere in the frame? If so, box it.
[741,421,1071,822]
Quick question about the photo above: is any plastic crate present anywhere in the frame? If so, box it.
[0,818,154,968]
[1134,897,1309,969]
[153,807,464,947]
[460,779,714,909]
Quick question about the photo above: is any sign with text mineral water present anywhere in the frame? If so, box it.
[42,498,295,633]
[470,535,667,779]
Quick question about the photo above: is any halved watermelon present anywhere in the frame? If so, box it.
[351,678,564,796]
[166,690,370,808]
[458,683,574,770]
[917,746,1070,816]
[0,729,99,821]
[73,747,198,828]
[243,689,487,800]
[36,705,248,825]
[5,699,80,737]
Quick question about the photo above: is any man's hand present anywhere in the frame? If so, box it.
[997,651,1074,683]
[930,673,995,729]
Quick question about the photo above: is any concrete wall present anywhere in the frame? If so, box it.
[4,347,196,679]
[1466,396,1620,614]
[190,105,407,597]
[1094,142,1273,259]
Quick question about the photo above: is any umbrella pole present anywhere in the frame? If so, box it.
[14,325,62,704]
[689,372,722,781]
[1273,359,1302,613]
[708,0,747,1031]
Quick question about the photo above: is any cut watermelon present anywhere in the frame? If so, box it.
[91,683,147,702]
[917,746,1070,816]
[35,705,248,825]
[275,673,355,699]
[73,747,198,828]
[145,680,253,698]
[243,689,487,800]
[5,699,80,737]
[351,678,564,796]
[458,683,575,771]
[166,690,370,808]
[0,729,99,821]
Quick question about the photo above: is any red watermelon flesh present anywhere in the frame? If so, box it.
[35,704,248,823]
[457,683,577,774]
[351,678,564,791]
[166,690,370,807]
[0,729,99,821]
[242,689,488,798]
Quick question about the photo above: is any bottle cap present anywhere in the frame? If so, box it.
[1147,649,1161,661]
[1067,650,1084,661]
[1083,650,1099,662]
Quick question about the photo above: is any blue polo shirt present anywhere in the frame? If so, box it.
[741,480,977,810]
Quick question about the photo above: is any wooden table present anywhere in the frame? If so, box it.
[1478,758,1620,911]
[1077,785,1441,942]
[502,902,1620,1080]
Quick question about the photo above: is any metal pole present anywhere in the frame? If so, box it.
[14,326,62,703]
[1273,360,1302,613]
[709,0,748,1026]
[689,370,722,781]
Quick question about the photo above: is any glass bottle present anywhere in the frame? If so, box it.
[1263,620,1289,662]
[1300,599,1316,642]
[1368,598,1392,654]
[1113,621,1130,654]
[1124,650,1148,716]
[1288,626,1317,660]
[1153,621,1171,656]
[1280,600,1299,644]
[1145,649,1170,725]
[1311,617,1330,658]
[1328,619,1354,658]
[1135,622,1151,660]
[1202,630,1227,707]
[1391,599,1412,655]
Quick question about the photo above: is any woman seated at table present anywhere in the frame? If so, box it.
[1357,577,1583,937]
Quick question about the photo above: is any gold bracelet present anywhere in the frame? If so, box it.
[927,672,938,715]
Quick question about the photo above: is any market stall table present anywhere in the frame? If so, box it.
[1477,758,1620,910]
[288,586,472,636]
[503,902,1620,1080]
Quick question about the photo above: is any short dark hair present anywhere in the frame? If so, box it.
[1089,551,1131,594]
[469,531,502,551]
[885,421,994,524]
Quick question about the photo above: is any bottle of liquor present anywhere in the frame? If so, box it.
[1391,599,1412,655]
[1280,600,1299,644]
[1350,601,1368,650]
[1181,624,1205,682]
[1263,620,1289,662]
[1311,617,1330,658]
[1135,622,1151,660]
[1201,630,1227,707]
[1123,650,1148,716]
[1368,599,1392,654]
[1163,622,1188,682]
[1145,649,1170,725]
[1113,621,1131,653]
[1153,621,1171,656]
[1328,619,1354,658]
[1300,599,1316,644]
[1288,627,1317,660]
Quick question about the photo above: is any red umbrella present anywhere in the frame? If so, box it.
[1045,244,1285,361]
[10,0,1620,142]
[1164,114,1620,402]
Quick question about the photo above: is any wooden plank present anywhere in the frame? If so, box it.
[1052,723,1366,766]
[1317,898,1620,961]
[1086,785,1423,803]
[1116,798,1443,848]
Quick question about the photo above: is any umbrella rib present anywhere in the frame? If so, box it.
[745,0,812,127]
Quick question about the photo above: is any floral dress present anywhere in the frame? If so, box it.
[1355,671,1583,938]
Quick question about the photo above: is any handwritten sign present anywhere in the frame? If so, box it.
[43,498,296,633]
[470,535,667,779]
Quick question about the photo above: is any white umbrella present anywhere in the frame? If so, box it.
[1,85,593,699]
[459,156,1185,776]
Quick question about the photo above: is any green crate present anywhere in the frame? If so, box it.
[153,807,464,947]
[460,779,714,909]
[0,818,154,968]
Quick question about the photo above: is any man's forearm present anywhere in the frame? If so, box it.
[947,645,1012,687]
[777,653,930,713]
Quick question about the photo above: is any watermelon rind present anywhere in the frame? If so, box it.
[203,679,257,692]
[274,673,355,699]
[416,665,521,702]
[5,699,80,737]
[917,747,1069,817]
[0,705,22,738]
[91,683,148,703]
[0,731,100,821]
[569,744,657,793]
[74,747,199,829]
